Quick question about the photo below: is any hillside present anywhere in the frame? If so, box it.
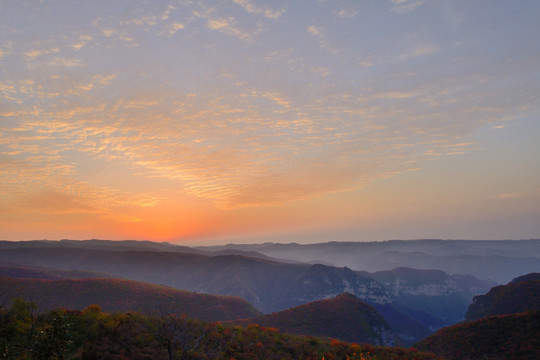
[372,267,495,326]
[230,293,394,346]
[415,311,540,360]
[0,300,443,360]
[466,273,540,320]
[0,247,391,313]
[0,241,495,344]
[0,261,117,280]
[0,276,260,321]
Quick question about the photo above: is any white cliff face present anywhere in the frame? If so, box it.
[388,277,458,296]
[294,279,392,305]
[383,275,490,297]
[353,281,392,304]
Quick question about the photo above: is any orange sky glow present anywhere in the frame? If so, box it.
[1,1,539,244]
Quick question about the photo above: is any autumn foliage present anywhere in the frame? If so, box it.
[415,311,540,360]
[0,298,441,360]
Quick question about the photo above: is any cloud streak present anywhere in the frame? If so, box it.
[1,0,539,240]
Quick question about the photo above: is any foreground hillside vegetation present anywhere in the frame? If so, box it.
[0,299,441,360]
[415,311,540,360]
[230,293,394,346]
[416,274,540,360]
[0,276,260,322]
[466,274,540,320]
[0,240,496,344]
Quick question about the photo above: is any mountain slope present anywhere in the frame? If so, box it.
[372,267,495,326]
[0,261,117,280]
[465,273,540,320]
[0,247,392,313]
[415,311,540,360]
[0,241,495,344]
[0,276,260,321]
[230,293,394,346]
[0,302,443,360]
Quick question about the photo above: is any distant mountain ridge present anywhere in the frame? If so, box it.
[0,240,497,344]
[199,239,540,283]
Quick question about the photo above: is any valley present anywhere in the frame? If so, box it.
[0,239,538,358]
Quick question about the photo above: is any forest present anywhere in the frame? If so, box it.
[0,298,441,360]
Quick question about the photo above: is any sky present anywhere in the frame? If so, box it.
[1,0,539,244]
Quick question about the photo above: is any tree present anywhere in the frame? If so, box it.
[32,310,74,360]
[155,312,206,360]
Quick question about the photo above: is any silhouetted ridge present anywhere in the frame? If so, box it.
[466,273,540,320]
[509,272,540,284]
[416,311,540,360]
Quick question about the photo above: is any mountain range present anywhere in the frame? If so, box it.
[199,239,540,283]
[0,239,501,345]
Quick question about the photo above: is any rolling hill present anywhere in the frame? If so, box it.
[0,276,260,321]
[466,273,540,320]
[0,260,117,280]
[0,240,496,344]
[415,311,540,360]
[229,293,394,346]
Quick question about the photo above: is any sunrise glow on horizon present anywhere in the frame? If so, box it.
[1,1,539,244]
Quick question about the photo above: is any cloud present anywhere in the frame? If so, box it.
[398,45,438,60]
[166,22,185,35]
[391,0,428,13]
[2,0,538,216]
[70,35,93,50]
[102,29,117,37]
[24,47,60,58]
[233,0,285,19]
[335,8,359,19]
[261,92,292,109]
[206,16,260,42]
[307,25,323,37]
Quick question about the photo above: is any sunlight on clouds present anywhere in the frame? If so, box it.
[70,35,93,50]
[24,48,60,58]
[233,0,285,19]
[335,8,358,19]
[207,16,260,42]
[166,23,185,35]
[1,0,539,240]
[398,45,438,60]
[307,25,322,37]
[391,0,428,13]
[102,29,116,37]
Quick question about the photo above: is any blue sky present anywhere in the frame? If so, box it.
[1,0,539,243]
